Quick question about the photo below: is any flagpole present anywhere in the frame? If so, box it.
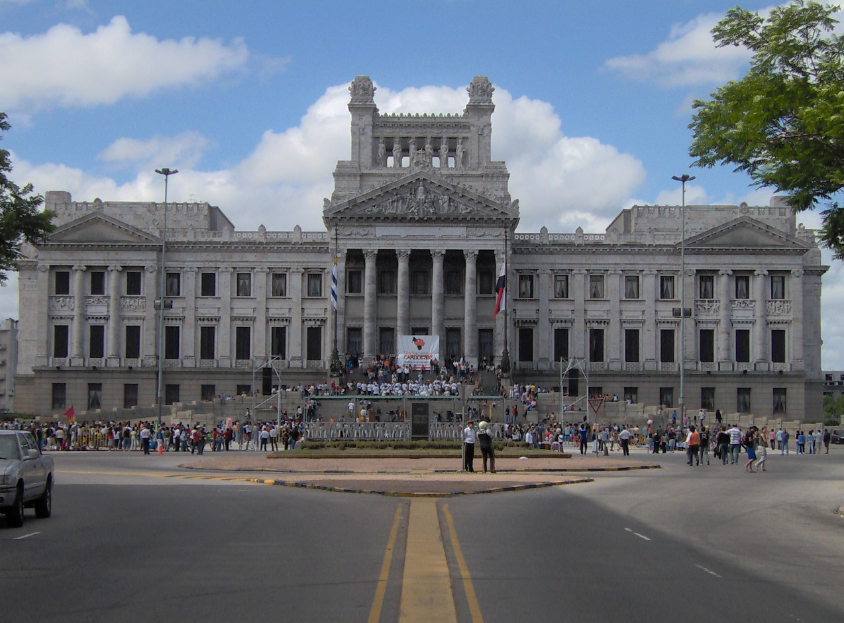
[501,226,510,377]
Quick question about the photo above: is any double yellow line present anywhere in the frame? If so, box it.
[368,499,484,623]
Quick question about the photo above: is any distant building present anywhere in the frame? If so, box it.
[0,318,18,413]
[14,76,829,419]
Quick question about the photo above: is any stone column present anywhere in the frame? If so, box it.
[397,250,411,339]
[107,265,122,362]
[494,251,506,363]
[790,269,804,368]
[431,250,445,342]
[71,264,86,363]
[218,267,233,367]
[753,269,768,366]
[643,269,657,369]
[289,268,304,366]
[335,252,347,356]
[363,250,378,358]
[717,269,732,365]
[254,267,268,360]
[143,265,157,365]
[35,264,50,367]
[463,250,478,364]
[537,269,551,369]
[182,267,197,366]
[607,270,622,370]
[572,269,587,359]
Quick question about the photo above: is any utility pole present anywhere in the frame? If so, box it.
[154,168,178,430]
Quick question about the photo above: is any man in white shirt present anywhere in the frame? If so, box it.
[727,425,743,464]
[462,420,477,473]
[618,427,632,456]
[139,425,151,455]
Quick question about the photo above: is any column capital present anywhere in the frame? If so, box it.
[37,263,50,273]
[144,264,156,273]
[430,250,445,260]
[219,267,234,274]
[643,269,658,276]
[363,249,378,260]
[107,265,122,273]
[791,269,804,277]
[607,269,622,277]
[73,264,87,272]
[290,267,305,274]
[183,266,198,274]
[754,269,769,277]
[463,249,478,261]
[572,269,587,276]
[397,249,411,259]
[719,269,733,276]
[254,267,269,274]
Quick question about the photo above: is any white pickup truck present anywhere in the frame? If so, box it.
[0,430,54,528]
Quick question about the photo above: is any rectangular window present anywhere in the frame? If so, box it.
[90,271,105,295]
[53,325,69,358]
[660,329,675,363]
[701,387,715,411]
[200,273,216,297]
[699,275,714,299]
[52,383,66,409]
[445,270,462,295]
[236,273,252,297]
[272,273,287,297]
[771,329,786,363]
[737,387,751,413]
[518,274,534,299]
[200,326,215,360]
[659,276,675,300]
[235,326,251,360]
[201,385,216,402]
[771,275,785,300]
[446,328,462,358]
[735,275,750,299]
[625,275,640,299]
[411,327,429,335]
[126,271,142,296]
[699,329,715,363]
[518,327,534,362]
[236,385,251,398]
[347,327,362,355]
[379,327,395,355]
[589,275,604,299]
[54,271,70,295]
[624,329,640,363]
[660,387,674,408]
[125,325,141,359]
[306,326,322,361]
[554,328,569,362]
[554,274,569,299]
[89,325,105,359]
[478,271,493,295]
[623,387,638,403]
[307,273,322,297]
[735,329,750,363]
[411,271,429,295]
[773,388,787,414]
[589,328,604,362]
[166,273,181,297]
[164,325,180,360]
[123,384,138,409]
[271,326,286,358]
[165,384,180,405]
[346,270,361,294]
[478,328,493,363]
[379,270,396,294]
[87,383,102,410]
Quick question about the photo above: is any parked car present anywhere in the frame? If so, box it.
[0,430,54,527]
[831,429,844,444]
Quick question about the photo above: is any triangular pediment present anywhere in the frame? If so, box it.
[324,171,518,225]
[684,217,809,252]
[48,213,160,244]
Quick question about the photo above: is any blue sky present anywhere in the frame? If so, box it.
[2,0,843,368]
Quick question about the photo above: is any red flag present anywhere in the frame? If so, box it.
[64,406,75,422]
[493,261,506,317]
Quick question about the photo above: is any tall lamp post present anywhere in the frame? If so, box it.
[672,174,695,429]
[155,168,178,430]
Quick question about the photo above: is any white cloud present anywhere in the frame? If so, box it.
[0,16,248,113]
[654,184,708,206]
[98,132,212,170]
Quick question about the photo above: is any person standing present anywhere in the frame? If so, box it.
[139,424,151,455]
[780,428,790,455]
[463,419,477,472]
[699,427,711,465]
[619,426,631,456]
[685,425,700,466]
[717,426,731,466]
[744,427,757,472]
[478,421,495,473]
[769,428,777,451]
[727,424,743,464]
[823,429,831,454]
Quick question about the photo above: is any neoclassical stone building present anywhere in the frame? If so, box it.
[15,76,827,418]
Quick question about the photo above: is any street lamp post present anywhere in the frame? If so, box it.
[672,174,695,430]
[155,168,178,431]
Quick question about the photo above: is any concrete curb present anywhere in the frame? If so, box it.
[246,477,594,498]
[265,453,575,460]
[180,463,659,474]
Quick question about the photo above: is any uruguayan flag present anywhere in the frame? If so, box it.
[331,259,338,310]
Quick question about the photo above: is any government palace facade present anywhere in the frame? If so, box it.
[14,76,828,419]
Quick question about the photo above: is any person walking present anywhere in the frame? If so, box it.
[755,431,768,472]
[699,427,711,465]
[478,421,496,473]
[717,426,731,466]
[578,424,588,456]
[727,424,743,464]
[685,425,701,466]
[781,428,790,454]
[463,419,477,473]
[744,427,757,472]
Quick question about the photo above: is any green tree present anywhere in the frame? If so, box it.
[688,1,844,255]
[0,112,54,283]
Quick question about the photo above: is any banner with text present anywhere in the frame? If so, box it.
[397,335,440,370]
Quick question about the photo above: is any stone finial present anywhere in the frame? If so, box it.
[349,75,376,104]
[467,76,494,104]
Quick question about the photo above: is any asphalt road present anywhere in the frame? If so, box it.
[2,448,842,622]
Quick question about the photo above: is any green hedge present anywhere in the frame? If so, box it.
[299,440,527,451]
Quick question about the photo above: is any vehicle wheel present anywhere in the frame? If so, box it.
[7,484,24,528]
[34,480,52,519]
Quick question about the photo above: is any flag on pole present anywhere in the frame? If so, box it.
[331,258,338,310]
[64,405,75,423]
[494,261,506,317]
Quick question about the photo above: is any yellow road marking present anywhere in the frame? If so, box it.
[367,505,402,623]
[443,503,484,623]
[399,499,457,623]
